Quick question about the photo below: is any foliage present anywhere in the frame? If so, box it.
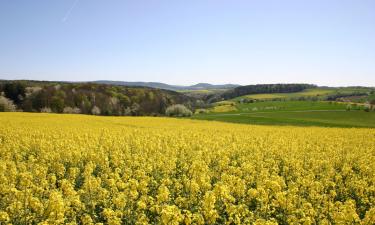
[0,113,374,224]
[0,96,16,112]
[195,109,209,114]
[1,81,26,104]
[91,106,101,115]
[326,92,368,101]
[165,104,192,117]
[40,107,52,113]
[0,81,193,116]
[63,107,81,114]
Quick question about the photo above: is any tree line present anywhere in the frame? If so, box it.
[206,84,316,102]
[0,81,194,116]
[222,83,316,99]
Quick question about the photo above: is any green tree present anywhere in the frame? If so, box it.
[0,96,16,111]
[118,94,131,107]
[165,104,192,117]
[51,96,65,113]
[3,82,26,104]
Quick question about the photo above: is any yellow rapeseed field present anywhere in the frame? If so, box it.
[0,112,375,224]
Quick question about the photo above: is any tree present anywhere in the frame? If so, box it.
[91,106,101,115]
[165,104,192,117]
[63,107,81,114]
[130,103,140,116]
[3,82,26,104]
[51,96,65,113]
[118,94,131,107]
[0,96,16,112]
[40,107,52,113]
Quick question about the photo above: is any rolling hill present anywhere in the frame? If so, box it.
[93,80,240,91]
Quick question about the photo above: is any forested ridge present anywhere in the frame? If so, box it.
[221,84,316,99]
[0,80,193,116]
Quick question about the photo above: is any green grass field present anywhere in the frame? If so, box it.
[194,101,375,128]
[235,100,346,112]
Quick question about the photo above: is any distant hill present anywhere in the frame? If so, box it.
[187,83,239,90]
[93,80,240,91]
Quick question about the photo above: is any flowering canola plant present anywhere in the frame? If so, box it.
[0,112,375,224]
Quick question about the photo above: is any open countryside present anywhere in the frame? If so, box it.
[1,1,375,224]
[194,101,375,128]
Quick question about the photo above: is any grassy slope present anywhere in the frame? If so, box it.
[194,111,375,128]
[193,101,375,128]
[235,101,345,112]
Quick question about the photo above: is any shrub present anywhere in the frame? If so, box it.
[123,107,132,116]
[196,109,208,114]
[0,96,16,112]
[165,104,192,117]
[40,107,52,113]
[364,105,370,112]
[346,104,352,111]
[63,107,81,114]
[91,106,101,115]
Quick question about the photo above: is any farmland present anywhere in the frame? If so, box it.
[230,87,374,102]
[1,113,375,224]
[231,88,336,100]
[194,101,375,128]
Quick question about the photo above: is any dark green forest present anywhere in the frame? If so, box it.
[203,84,317,102]
[221,84,316,99]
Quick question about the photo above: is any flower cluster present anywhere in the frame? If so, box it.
[0,113,374,224]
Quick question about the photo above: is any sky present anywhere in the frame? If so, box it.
[0,0,374,86]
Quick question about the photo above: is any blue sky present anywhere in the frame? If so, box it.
[0,0,374,86]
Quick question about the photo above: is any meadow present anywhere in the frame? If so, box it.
[1,113,375,224]
[195,101,375,128]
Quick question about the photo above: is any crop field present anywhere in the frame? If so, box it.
[1,113,375,224]
[232,89,336,101]
[196,101,375,128]
[231,87,374,101]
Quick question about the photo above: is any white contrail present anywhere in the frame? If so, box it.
[62,0,80,22]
